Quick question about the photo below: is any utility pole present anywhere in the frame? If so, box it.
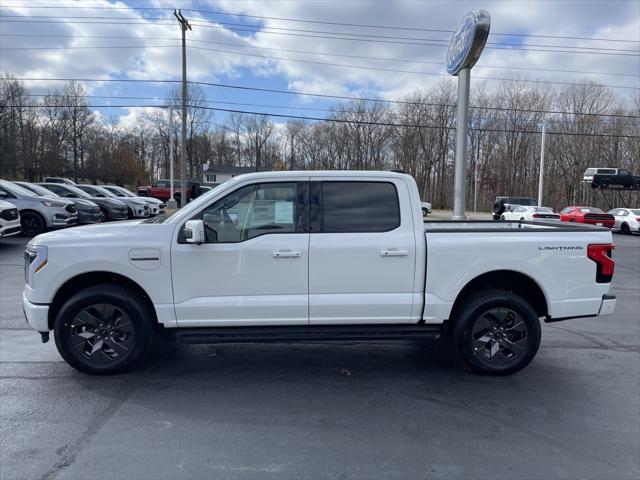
[174,9,191,207]
[538,120,546,206]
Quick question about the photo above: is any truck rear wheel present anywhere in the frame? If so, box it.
[53,284,154,375]
[452,290,541,375]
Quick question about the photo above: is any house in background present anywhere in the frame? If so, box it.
[202,165,256,184]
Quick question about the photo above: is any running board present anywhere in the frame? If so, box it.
[175,324,442,345]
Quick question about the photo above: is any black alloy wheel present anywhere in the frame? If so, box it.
[21,212,46,236]
[67,303,135,364]
[621,223,631,235]
[54,284,153,374]
[453,290,541,375]
[469,308,528,368]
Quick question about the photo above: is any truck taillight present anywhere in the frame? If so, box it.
[587,243,614,283]
[532,214,540,218]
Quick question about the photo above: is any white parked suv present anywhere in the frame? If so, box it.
[0,179,78,235]
[608,208,640,234]
[22,171,617,375]
[0,199,21,238]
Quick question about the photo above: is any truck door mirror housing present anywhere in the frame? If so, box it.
[184,220,205,244]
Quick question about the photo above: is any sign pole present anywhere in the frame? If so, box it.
[452,68,471,220]
[445,9,490,220]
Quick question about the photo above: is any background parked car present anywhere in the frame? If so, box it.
[421,202,432,217]
[138,179,200,206]
[492,196,537,220]
[559,206,615,228]
[43,177,76,185]
[102,185,164,215]
[0,199,21,239]
[14,182,103,225]
[583,167,640,188]
[38,183,129,221]
[75,185,149,218]
[608,208,640,234]
[0,179,78,235]
[501,206,560,221]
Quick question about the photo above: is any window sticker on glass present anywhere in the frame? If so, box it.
[275,202,294,224]
[251,201,275,226]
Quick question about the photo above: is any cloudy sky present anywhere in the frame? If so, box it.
[1,0,638,128]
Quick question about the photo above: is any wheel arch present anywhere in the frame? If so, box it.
[449,270,548,323]
[48,271,159,330]
[19,208,48,225]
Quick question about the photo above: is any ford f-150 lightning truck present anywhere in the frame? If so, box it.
[23,171,617,375]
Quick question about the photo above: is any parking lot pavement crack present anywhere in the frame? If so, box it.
[37,361,162,480]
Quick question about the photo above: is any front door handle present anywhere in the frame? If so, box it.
[273,250,301,258]
[380,249,408,257]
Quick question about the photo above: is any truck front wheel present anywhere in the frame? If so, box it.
[53,284,154,375]
[452,290,541,375]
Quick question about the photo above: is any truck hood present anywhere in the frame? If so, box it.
[30,220,144,246]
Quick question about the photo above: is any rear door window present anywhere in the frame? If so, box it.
[319,182,400,233]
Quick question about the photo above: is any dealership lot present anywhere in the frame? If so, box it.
[1,234,639,479]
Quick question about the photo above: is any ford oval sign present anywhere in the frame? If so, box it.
[446,10,491,75]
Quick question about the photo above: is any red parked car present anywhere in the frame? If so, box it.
[559,206,615,228]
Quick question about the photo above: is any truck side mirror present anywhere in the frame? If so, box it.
[184,220,205,244]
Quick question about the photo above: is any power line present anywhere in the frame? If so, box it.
[2,17,638,57]
[1,42,636,89]
[11,77,640,119]
[4,15,639,52]
[1,4,637,43]
[22,93,639,126]
[12,102,639,139]
[3,33,637,77]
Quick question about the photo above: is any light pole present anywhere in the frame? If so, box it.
[537,120,546,206]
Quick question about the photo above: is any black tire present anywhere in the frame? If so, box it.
[500,215,506,220]
[127,206,134,219]
[53,284,154,375]
[452,289,541,376]
[520,217,525,221]
[99,207,109,222]
[621,223,631,235]
[173,193,181,208]
[20,211,47,236]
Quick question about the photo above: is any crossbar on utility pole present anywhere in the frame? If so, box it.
[174,9,191,207]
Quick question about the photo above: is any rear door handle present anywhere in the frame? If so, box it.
[380,249,408,257]
[273,250,301,258]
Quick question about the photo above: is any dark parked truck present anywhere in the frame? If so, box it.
[492,196,537,220]
[583,168,640,188]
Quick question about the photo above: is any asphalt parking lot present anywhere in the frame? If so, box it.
[1,233,638,480]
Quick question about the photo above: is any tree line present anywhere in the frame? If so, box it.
[1,73,638,212]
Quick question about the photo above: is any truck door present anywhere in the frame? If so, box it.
[308,179,417,324]
[171,179,310,326]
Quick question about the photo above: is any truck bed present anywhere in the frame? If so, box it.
[424,220,609,232]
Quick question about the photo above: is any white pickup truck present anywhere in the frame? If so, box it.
[23,171,617,375]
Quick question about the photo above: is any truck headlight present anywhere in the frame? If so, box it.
[24,244,48,286]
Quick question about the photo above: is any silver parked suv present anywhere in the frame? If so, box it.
[76,185,150,218]
[0,179,78,235]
